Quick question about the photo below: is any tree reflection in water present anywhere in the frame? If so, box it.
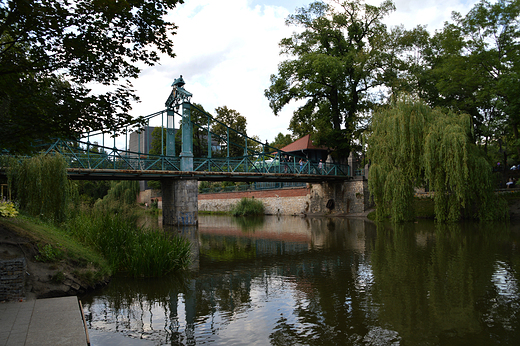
[81,216,520,345]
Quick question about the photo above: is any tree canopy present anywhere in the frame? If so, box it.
[368,95,508,223]
[265,0,397,161]
[400,0,520,161]
[0,0,183,153]
[270,132,294,150]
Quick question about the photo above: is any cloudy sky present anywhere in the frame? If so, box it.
[129,0,481,144]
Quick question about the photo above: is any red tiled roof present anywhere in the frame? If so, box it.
[279,134,328,152]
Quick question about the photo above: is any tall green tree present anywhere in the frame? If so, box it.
[211,106,248,157]
[265,0,397,161]
[0,0,183,153]
[368,95,508,223]
[402,0,520,159]
[463,0,520,158]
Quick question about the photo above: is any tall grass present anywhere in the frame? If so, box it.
[231,197,265,216]
[66,210,191,277]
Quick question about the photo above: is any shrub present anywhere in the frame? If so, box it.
[231,197,265,216]
[0,201,18,218]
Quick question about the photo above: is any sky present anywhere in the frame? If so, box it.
[127,0,481,144]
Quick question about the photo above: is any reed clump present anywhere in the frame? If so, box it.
[66,210,191,278]
[231,197,265,216]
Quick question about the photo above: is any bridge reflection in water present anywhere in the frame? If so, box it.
[80,216,520,346]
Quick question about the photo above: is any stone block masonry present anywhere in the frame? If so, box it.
[199,180,372,216]
[162,178,198,226]
[199,187,310,215]
[0,257,26,301]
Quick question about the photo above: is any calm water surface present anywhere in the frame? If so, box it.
[80,215,520,345]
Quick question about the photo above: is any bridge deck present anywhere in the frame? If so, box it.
[66,168,352,182]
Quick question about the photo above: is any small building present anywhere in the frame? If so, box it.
[279,134,329,163]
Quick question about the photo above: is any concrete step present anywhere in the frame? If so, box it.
[0,296,89,346]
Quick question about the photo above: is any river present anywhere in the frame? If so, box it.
[80,215,520,345]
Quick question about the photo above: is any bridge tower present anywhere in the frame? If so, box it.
[162,76,198,226]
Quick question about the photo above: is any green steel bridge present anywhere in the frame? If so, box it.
[2,76,351,183]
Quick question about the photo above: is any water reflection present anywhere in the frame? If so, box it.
[81,216,520,345]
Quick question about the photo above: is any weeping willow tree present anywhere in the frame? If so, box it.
[8,153,73,223]
[368,95,508,223]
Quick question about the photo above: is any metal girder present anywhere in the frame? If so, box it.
[65,168,351,183]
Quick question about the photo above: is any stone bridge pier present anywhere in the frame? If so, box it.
[307,179,371,215]
[161,178,198,226]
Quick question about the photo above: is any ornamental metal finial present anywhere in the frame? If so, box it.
[165,75,192,109]
[172,75,185,88]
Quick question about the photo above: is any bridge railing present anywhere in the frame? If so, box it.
[23,136,349,177]
[187,104,349,177]
[40,139,182,172]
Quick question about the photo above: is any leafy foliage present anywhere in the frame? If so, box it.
[211,106,248,157]
[0,201,18,217]
[76,180,111,205]
[94,180,140,211]
[7,154,74,223]
[35,243,64,263]
[0,0,184,153]
[265,0,397,160]
[368,96,508,222]
[270,132,294,150]
[190,103,211,157]
[399,0,520,161]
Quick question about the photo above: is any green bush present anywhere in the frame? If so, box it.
[231,197,265,216]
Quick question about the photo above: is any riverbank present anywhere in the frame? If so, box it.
[0,216,110,301]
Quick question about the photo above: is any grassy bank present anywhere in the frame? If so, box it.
[1,207,192,281]
[0,214,111,285]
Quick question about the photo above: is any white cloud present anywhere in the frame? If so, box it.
[128,0,480,143]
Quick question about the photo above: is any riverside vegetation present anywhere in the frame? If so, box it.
[231,197,265,216]
[2,154,191,298]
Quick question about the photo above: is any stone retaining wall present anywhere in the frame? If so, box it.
[199,187,310,215]
[199,179,372,216]
[0,257,26,301]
